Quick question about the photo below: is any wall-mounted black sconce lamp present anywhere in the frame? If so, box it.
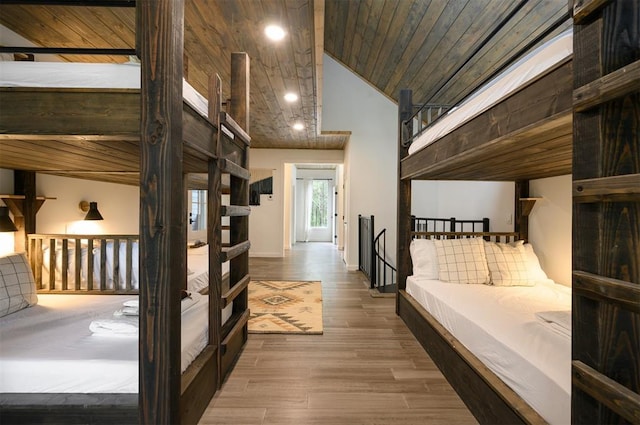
[79,201,104,221]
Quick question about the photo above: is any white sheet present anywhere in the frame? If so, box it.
[408,29,573,155]
[406,276,571,425]
[0,293,233,393]
[0,61,209,118]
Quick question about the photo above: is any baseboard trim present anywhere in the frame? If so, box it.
[249,252,283,258]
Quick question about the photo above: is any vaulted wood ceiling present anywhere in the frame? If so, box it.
[0,0,571,151]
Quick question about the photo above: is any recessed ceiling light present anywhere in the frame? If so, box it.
[284,92,298,102]
[293,122,304,131]
[265,25,285,41]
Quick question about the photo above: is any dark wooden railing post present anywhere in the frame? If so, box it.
[397,89,413,313]
[138,0,185,423]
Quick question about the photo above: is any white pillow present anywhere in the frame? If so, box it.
[485,241,534,286]
[409,238,439,279]
[0,253,38,317]
[521,243,549,281]
[433,238,489,284]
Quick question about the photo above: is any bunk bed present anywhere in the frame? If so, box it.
[396,30,575,424]
[0,2,251,424]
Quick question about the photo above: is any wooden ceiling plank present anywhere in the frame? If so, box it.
[339,0,362,71]
[402,0,514,101]
[379,0,449,95]
[361,0,400,76]
[425,1,570,105]
[365,0,413,85]
[346,0,368,70]
[376,0,438,92]
[313,0,325,138]
[354,0,385,77]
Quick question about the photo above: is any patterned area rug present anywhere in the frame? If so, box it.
[248,280,323,334]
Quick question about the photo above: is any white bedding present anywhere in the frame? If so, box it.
[406,276,571,425]
[408,29,573,155]
[0,293,233,393]
[0,61,209,117]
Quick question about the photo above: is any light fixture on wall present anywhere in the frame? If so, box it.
[0,206,17,232]
[79,201,104,221]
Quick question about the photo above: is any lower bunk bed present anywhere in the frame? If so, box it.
[0,239,247,424]
[399,232,571,424]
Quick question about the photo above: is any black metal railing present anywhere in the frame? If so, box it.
[372,228,396,291]
[358,215,374,284]
[411,216,489,233]
[358,215,396,292]
[359,215,491,292]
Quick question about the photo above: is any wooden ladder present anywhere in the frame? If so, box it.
[571,1,640,423]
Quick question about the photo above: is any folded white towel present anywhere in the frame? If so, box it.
[536,310,571,338]
[113,306,139,316]
[90,317,138,335]
[123,299,139,308]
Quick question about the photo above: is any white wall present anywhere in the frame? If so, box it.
[529,175,572,286]
[411,180,515,232]
[248,149,343,257]
[323,54,398,270]
[35,174,139,234]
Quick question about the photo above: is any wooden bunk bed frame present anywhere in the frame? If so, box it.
[396,20,568,425]
[0,2,251,424]
[397,1,640,423]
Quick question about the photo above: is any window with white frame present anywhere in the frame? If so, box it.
[310,180,329,228]
[190,190,207,231]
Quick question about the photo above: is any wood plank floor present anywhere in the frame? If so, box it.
[199,242,477,425]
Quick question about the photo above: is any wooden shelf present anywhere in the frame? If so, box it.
[1,194,56,217]
[519,197,542,217]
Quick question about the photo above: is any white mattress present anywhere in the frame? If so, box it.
[0,61,209,118]
[187,244,231,293]
[408,29,573,155]
[406,276,571,425]
[0,293,233,393]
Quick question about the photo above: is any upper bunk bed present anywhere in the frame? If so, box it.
[0,1,251,424]
[400,29,573,183]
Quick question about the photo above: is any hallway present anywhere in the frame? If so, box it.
[199,243,476,424]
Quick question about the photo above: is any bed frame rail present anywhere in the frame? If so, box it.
[27,233,139,294]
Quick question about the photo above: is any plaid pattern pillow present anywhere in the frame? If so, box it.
[0,253,38,317]
[434,238,489,284]
[485,241,534,286]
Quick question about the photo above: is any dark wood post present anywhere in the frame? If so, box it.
[138,0,185,423]
[514,180,529,242]
[229,52,250,336]
[572,1,640,423]
[396,89,413,314]
[13,170,36,253]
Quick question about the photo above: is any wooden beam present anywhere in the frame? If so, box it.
[573,174,640,202]
[573,271,640,314]
[313,0,325,135]
[221,274,250,308]
[229,52,250,335]
[138,0,184,423]
[396,89,412,314]
[573,361,640,423]
[573,0,612,23]
[13,170,36,253]
[574,59,640,111]
[221,240,251,263]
